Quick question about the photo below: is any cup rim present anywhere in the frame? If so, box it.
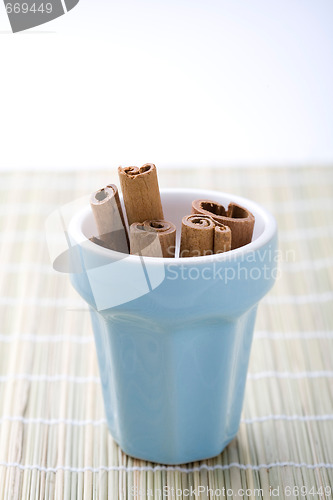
[68,188,277,265]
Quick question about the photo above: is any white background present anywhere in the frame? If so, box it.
[0,0,332,170]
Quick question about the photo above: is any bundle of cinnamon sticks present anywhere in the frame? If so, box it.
[90,163,255,258]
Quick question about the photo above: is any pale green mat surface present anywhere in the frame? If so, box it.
[0,167,332,499]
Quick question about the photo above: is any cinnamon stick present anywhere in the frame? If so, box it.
[192,199,254,249]
[90,184,129,253]
[118,163,164,226]
[130,220,176,258]
[214,223,232,253]
[179,214,215,257]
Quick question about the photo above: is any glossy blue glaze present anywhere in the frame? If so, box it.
[68,189,278,464]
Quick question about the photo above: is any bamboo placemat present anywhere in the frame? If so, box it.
[0,166,332,500]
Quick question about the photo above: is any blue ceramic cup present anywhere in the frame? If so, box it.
[68,188,278,464]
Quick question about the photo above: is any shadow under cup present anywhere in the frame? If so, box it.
[68,188,278,464]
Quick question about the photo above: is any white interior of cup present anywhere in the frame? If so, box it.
[69,188,277,263]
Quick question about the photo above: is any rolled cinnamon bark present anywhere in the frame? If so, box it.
[180,214,215,257]
[214,223,232,253]
[192,199,255,249]
[130,220,176,258]
[118,163,164,226]
[90,184,129,253]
